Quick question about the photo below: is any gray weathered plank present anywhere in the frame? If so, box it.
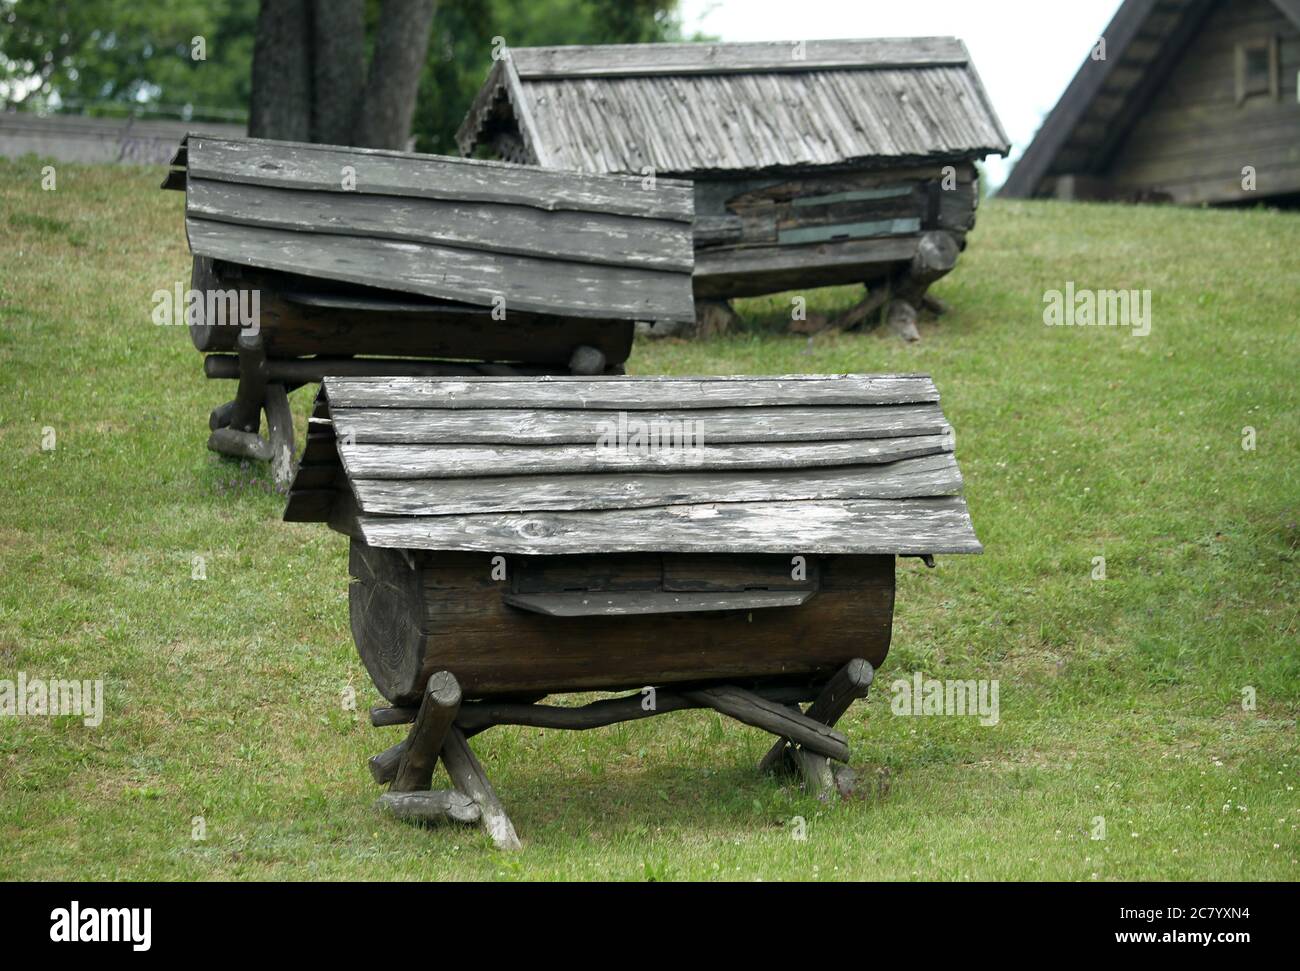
[186,177,693,273]
[502,589,815,617]
[186,218,695,323]
[322,374,940,409]
[186,135,694,221]
[508,38,970,79]
[693,234,919,278]
[329,403,947,445]
[356,496,982,555]
[349,454,963,517]
[339,434,951,479]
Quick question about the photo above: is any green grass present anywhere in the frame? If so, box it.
[0,159,1296,881]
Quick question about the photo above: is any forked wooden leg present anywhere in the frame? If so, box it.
[791,748,836,801]
[263,382,296,488]
[375,672,477,830]
[759,659,874,777]
[440,726,522,851]
[390,672,461,793]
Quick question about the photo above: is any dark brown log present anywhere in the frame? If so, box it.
[204,356,563,383]
[440,727,522,851]
[207,427,274,462]
[682,685,850,762]
[349,545,894,704]
[454,682,819,737]
[803,658,875,724]
[371,705,419,728]
[390,671,462,792]
[188,265,635,366]
[760,658,874,773]
[368,740,406,784]
[349,541,426,705]
[209,399,237,430]
[377,789,480,826]
[229,332,268,433]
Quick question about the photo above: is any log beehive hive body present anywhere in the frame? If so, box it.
[162,135,698,484]
[457,38,1009,302]
[285,374,981,705]
[349,547,896,703]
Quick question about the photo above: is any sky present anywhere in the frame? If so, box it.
[676,0,1125,187]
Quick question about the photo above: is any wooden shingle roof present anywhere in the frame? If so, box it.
[458,39,1010,176]
[286,374,981,556]
[162,134,696,322]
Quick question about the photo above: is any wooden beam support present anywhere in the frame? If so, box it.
[206,426,274,462]
[440,726,522,851]
[759,658,874,774]
[228,331,268,433]
[376,790,481,826]
[371,704,418,727]
[264,382,296,487]
[390,671,462,793]
[204,355,562,383]
[368,740,406,785]
[453,683,818,736]
[683,685,850,762]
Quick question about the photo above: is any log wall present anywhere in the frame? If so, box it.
[348,542,896,703]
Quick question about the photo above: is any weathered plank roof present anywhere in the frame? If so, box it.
[163,134,696,322]
[457,39,1010,175]
[1001,0,1300,198]
[285,374,981,556]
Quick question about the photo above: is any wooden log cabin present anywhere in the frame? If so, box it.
[284,373,981,847]
[160,135,695,484]
[1001,0,1300,205]
[457,39,1010,339]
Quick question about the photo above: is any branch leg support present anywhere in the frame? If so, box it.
[206,332,297,487]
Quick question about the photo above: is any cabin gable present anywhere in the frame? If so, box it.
[1106,0,1300,203]
[1003,0,1300,205]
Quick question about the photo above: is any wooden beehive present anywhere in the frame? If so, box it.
[284,373,980,846]
[161,134,695,482]
[458,39,1009,337]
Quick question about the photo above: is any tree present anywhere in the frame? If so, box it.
[249,0,436,149]
[1,0,690,150]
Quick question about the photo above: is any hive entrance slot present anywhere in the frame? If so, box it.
[505,552,821,616]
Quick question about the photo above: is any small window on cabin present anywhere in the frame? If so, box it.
[1235,38,1279,104]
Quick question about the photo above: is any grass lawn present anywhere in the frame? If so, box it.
[0,159,1296,881]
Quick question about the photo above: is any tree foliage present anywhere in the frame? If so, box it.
[0,0,689,147]
[0,0,257,121]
